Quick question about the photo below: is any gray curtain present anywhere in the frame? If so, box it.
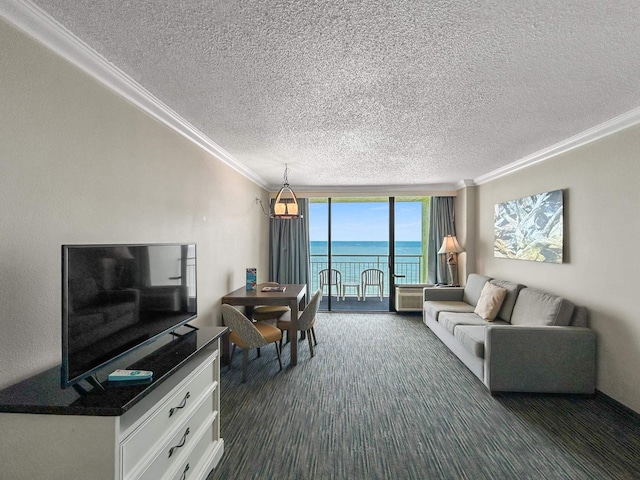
[268,198,311,289]
[427,196,456,284]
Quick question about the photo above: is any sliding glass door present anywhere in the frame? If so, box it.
[309,196,431,312]
[394,197,430,285]
[331,198,389,311]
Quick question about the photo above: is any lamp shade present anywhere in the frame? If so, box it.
[271,164,301,219]
[438,235,464,254]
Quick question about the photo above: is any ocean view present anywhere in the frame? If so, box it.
[309,241,425,285]
[310,240,422,258]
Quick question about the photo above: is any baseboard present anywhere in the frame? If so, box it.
[595,390,640,419]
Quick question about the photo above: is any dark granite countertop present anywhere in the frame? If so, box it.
[0,325,227,416]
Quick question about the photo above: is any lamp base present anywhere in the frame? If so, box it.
[446,260,457,286]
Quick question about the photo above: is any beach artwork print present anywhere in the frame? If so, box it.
[494,189,564,263]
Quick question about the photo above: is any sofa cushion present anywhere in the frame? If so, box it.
[439,311,510,335]
[570,305,589,327]
[489,279,526,322]
[423,301,475,322]
[474,283,507,321]
[511,288,575,326]
[454,325,486,358]
[462,274,492,306]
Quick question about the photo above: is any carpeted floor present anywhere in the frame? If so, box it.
[208,312,640,479]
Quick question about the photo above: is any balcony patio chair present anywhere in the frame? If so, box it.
[277,289,322,357]
[361,268,384,301]
[222,304,282,383]
[319,268,342,301]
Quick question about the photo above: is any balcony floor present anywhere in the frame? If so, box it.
[319,294,390,312]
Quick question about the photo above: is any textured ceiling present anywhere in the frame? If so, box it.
[24,0,640,190]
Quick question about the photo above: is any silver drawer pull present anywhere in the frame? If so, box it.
[180,463,190,480]
[169,392,190,417]
[168,427,190,458]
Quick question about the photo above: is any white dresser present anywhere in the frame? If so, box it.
[0,326,226,480]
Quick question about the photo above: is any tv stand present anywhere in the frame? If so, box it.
[171,322,199,338]
[0,325,227,480]
[71,373,107,396]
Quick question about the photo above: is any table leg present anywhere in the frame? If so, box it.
[290,299,299,366]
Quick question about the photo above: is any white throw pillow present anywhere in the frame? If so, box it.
[474,282,507,321]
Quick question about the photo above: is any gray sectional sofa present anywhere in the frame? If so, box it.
[423,274,596,394]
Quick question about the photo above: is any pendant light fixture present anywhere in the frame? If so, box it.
[257,164,302,219]
[272,164,300,218]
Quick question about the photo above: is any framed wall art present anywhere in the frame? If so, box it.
[494,189,564,263]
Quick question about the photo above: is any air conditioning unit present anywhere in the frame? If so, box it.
[395,285,432,312]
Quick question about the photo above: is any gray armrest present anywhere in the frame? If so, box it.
[485,325,596,394]
[423,287,464,302]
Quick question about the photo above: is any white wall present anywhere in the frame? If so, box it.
[469,123,640,413]
[0,19,270,389]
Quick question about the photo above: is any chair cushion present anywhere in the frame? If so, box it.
[255,321,282,343]
[474,283,507,321]
[454,325,486,358]
[230,321,281,348]
[252,305,290,321]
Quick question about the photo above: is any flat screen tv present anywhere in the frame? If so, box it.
[61,243,197,389]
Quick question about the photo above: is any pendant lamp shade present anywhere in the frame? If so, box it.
[272,164,301,219]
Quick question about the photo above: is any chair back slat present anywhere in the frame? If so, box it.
[362,268,383,284]
[319,269,341,284]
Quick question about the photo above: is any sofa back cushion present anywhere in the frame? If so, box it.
[511,288,575,326]
[462,274,492,306]
[570,306,589,327]
[489,279,526,322]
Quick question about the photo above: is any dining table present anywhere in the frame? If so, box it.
[221,283,308,366]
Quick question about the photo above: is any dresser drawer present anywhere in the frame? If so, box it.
[137,393,218,480]
[168,422,218,480]
[121,358,217,478]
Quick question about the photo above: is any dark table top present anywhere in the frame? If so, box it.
[222,283,307,306]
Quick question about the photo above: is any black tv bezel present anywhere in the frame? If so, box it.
[61,242,198,389]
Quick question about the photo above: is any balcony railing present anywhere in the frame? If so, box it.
[310,254,423,296]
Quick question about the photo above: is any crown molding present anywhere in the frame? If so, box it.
[474,106,640,185]
[291,183,458,197]
[0,0,269,189]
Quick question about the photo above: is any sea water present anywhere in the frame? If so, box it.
[310,241,423,285]
[310,241,422,259]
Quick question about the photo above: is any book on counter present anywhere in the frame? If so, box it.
[246,268,257,290]
[261,285,286,292]
[108,369,154,382]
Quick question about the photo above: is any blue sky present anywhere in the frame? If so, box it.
[309,201,422,242]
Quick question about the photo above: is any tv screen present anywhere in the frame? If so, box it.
[61,243,197,389]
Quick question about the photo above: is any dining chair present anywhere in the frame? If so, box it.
[319,268,342,301]
[277,289,322,357]
[221,304,282,383]
[361,268,384,301]
[251,282,290,322]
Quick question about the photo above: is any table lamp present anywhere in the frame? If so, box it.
[438,235,464,286]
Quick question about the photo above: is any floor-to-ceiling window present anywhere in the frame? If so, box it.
[310,196,430,312]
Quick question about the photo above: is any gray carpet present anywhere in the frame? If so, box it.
[208,312,640,479]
